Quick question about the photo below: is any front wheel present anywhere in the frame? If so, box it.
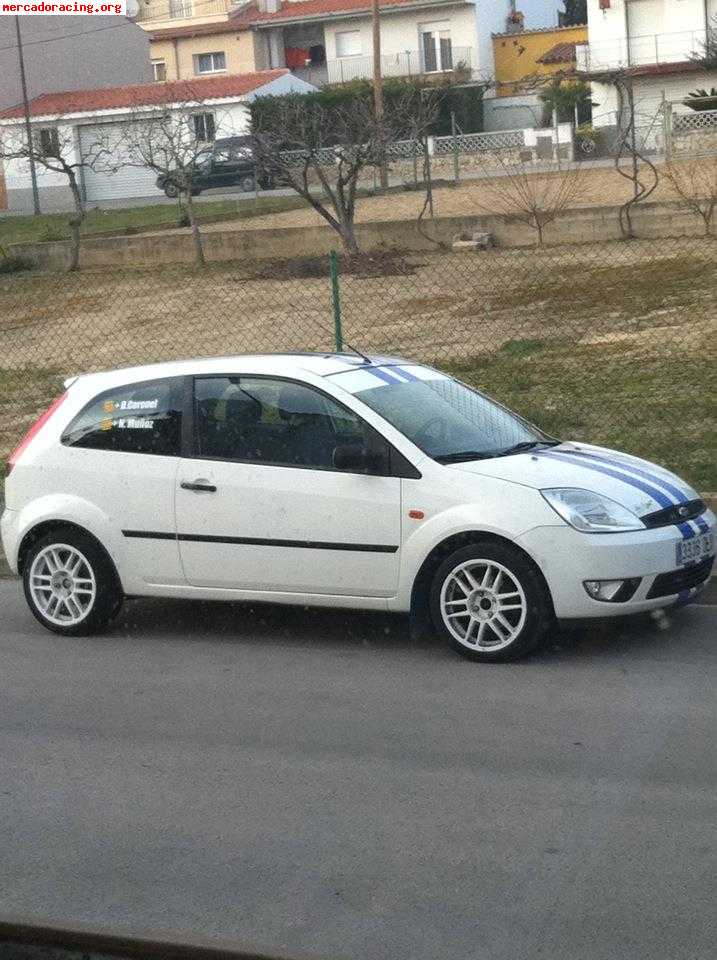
[430,541,552,662]
[163,182,179,198]
[239,174,256,193]
[23,530,122,637]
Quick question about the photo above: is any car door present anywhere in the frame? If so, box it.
[175,375,403,598]
[59,376,184,587]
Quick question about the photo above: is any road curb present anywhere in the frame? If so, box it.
[0,916,327,960]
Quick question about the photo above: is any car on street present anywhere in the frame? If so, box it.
[156,136,272,197]
[2,354,714,661]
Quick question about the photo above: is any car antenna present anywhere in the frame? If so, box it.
[311,321,372,364]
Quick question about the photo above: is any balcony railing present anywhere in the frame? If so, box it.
[576,28,707,73]
[135,0,233,23]
[325,47,473,85]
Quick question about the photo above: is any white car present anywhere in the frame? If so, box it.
[2,354,714,662]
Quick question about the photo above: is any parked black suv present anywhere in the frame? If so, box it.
[156,136,273,198]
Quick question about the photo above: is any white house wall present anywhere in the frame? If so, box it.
[1,73,317,212]
[2,122,81,213]
[322,5,479,76]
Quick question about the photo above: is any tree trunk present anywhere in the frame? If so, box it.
[338,215,360,255]
[184,190,206,268]
[66,170,85,272]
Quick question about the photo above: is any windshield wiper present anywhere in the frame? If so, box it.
[434,451,496,464]
[495,440,561,457]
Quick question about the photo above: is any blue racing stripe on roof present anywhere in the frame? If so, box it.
[558,449,689,504]
[365,366,402,385]
[537,450,673,509]
[390,366,421,382]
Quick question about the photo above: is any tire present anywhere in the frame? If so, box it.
[163,182,179,199]
[429,541,552,662]
[239,174,256,193]
[23,529,122,637]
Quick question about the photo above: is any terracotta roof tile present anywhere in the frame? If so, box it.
[536,41,577,65]
[149,20,254,41]
[0,69,290,121]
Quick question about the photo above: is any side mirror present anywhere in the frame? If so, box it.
[333,442,386,474]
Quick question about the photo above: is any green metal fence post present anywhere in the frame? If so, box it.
[329,250,343,352]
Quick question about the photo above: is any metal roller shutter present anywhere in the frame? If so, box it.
[79,122,159,203]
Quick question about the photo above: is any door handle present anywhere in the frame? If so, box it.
[180,480,217,493]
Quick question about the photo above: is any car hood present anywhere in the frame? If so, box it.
[447,442,699,517]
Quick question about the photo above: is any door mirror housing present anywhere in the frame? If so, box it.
[333,442,387,474]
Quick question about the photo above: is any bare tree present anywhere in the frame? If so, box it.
[470,149,584,244]
[0,123,117,270]
[662,158,717,236]
[119,95,227,267]
[251,88,440,255]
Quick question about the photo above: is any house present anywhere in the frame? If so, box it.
[577,0,717,128]
[138,0,567,89]
[0,15,152,210]
[0,16,152,111]
[0,69,316,213]
[489,22,588,129]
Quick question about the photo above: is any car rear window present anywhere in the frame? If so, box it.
[62,377,183,456]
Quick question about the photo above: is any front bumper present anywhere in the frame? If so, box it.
[517,511,716,618]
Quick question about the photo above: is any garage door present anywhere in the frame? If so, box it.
[79,122,159,203]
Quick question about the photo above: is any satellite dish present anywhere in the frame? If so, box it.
[125,0,141,19]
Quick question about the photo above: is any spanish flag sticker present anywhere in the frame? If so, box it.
[103,400,115,413]
[100,418,113,432]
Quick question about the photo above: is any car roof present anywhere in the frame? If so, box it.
[66,353,415,392]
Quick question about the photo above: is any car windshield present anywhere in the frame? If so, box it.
[350,366,552,462]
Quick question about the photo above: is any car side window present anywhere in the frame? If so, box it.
[62,377,182,456]
[194,376,381,472]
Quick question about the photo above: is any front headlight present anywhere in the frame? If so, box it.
[541,488,646,533]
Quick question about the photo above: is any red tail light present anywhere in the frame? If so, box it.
[5,392,69,478]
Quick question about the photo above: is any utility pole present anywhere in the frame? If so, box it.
[371,0,389,189]
[14,15,40,215]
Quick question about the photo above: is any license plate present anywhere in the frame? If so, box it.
[676,531,714,566]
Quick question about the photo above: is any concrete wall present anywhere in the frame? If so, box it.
[483,93,542,130]
[149,31,261,81]
[0,16,151,112]
[10,200,707,271]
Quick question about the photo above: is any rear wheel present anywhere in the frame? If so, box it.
[239,174,256,193]
[23,530,122,637]
[163,182,179,198]
[430,541,552,662]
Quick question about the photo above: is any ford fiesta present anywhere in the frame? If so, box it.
[2,354,714,661]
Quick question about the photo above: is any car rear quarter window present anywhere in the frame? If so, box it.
[62,377,182,456]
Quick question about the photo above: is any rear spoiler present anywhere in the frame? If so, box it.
[63,375,82,389]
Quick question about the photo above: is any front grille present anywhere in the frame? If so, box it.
[646,557,715,599]
[641,499,706,529]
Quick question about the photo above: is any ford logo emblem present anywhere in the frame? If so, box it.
[677,506,689,517]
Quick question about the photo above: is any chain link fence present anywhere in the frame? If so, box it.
[1,233,715,489]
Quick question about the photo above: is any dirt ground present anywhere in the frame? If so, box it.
[153,161,709,237]
[1,235,715,487]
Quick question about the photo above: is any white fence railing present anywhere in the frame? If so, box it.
[434,129,525,155]
[576,28,707,72]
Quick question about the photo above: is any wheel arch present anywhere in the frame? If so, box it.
[18,520,124,594]
[409,530,555,635]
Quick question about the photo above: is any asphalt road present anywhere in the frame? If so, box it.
[0,579,715,960]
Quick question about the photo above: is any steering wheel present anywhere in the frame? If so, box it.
[415,416,449,448]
